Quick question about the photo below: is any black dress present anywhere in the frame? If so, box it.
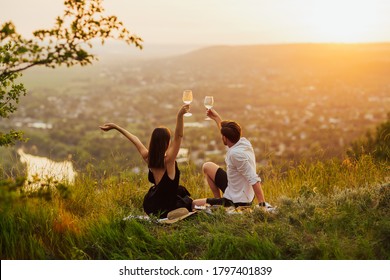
[143,162,193,218]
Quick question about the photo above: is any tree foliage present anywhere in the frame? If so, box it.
[0,0,143,146]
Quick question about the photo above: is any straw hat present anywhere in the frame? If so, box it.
[160,207,196,224]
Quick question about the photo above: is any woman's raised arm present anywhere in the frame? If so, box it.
[165,104,190,164]
[99,123,148,163]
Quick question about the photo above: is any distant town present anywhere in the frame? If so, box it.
[2,44,389,175]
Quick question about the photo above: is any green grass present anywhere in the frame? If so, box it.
[1,156,389,260]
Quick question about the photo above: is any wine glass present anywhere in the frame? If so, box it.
[182,90,193,117]
[204,96,214,120]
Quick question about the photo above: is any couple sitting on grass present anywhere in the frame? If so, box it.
[100,104,275,220]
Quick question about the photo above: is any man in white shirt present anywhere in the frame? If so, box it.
[192,109,275,211]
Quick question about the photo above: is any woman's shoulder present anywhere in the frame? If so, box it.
[164,155,178,167]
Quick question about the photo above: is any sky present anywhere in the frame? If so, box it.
[1,0,390,47]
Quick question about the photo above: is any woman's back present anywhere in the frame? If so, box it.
[144,162,181,218]
[148,158,176,185]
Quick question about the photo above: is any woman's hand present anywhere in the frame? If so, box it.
[99,123,118,132]
[178,104,190,117]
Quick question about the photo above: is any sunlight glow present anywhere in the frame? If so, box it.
[1,0,389,44]
[305,0,381,42]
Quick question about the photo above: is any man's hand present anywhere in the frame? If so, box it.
[207,108,222,127]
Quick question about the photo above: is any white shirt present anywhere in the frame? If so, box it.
[223,137,261,203]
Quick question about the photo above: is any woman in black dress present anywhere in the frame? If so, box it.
[99,104,192,218]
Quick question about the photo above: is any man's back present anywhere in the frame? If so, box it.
[224,137,261,203]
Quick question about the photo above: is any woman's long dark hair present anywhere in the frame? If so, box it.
[148,127,171,169]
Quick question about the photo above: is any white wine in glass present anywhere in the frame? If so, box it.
[182,90,193,117]
[204,96,214,120]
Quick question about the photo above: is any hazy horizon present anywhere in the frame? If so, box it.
[91,41,390,60]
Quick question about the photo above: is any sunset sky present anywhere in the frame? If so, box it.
[1,0,390,46]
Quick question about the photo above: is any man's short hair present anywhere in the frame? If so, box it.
[221,121,241,143]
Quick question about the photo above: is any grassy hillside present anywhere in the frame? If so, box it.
[1,155,389,260]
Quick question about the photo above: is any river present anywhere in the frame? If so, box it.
[17,149,76,189]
